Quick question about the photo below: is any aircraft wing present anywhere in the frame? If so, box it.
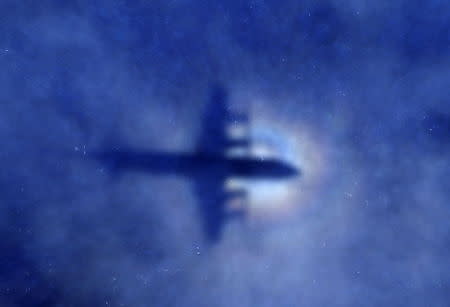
[193,174,227,242]
[196,84,250,154]
[196,85,230,154]
[193,84,250,242]
[193,173,247,242]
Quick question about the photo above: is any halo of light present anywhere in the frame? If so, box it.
[227,101,331,222]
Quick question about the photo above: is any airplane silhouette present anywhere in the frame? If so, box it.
[94,85,299,242]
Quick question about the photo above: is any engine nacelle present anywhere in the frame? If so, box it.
[226,138,250,148]
[225,189,248,219]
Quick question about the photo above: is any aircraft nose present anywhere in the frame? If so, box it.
[282,163,299,177]
[287,165,300,177]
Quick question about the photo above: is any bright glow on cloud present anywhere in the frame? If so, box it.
[226,101,331,221]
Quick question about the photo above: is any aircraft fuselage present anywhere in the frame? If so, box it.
[95,151,299,179]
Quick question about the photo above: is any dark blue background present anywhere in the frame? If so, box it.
[1,1,449,306]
